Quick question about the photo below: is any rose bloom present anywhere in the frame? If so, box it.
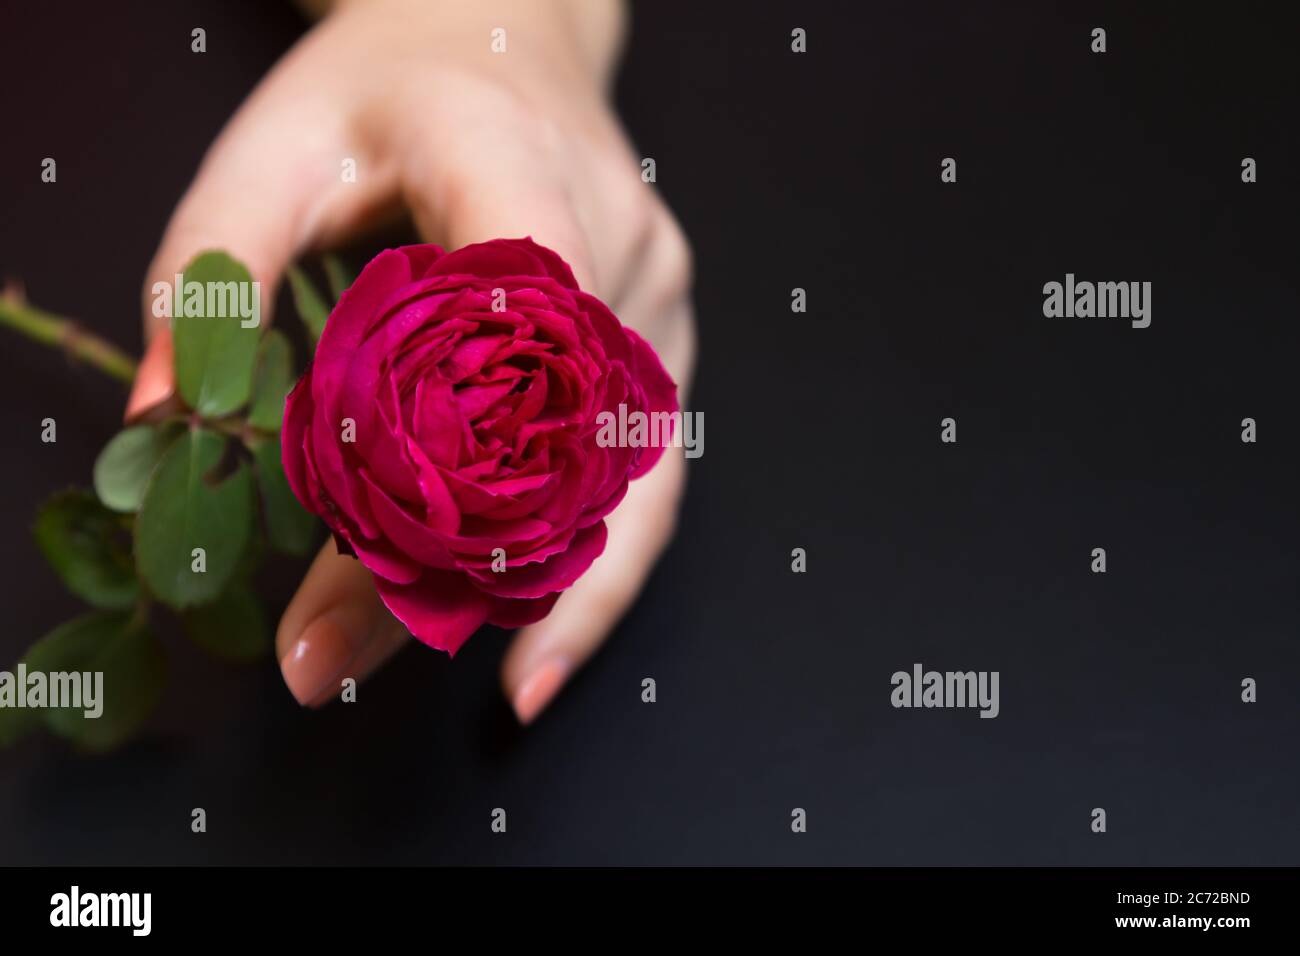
[281,238,677,654]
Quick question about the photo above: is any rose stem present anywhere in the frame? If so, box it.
[0,287,137,385]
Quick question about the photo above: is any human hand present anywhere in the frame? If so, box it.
[127,0,695,722]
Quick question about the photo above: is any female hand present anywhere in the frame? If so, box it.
[127,0,695,722]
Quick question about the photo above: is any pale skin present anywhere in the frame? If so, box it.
[127,0,695,722]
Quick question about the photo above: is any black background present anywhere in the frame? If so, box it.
[0,1,1296,865]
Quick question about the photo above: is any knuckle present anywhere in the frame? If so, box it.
[651,209,694,301]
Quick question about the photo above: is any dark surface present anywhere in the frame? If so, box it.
[0,1,1296,865]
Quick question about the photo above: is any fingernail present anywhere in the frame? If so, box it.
[124,330,175,423]
[512,659,570,725]
[280,612,359,707]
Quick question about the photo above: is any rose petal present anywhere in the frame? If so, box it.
[486,591,561,629]
[468,521,608,598]
[375,569,491,655]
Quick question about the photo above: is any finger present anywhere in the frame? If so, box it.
[276,540,410,708]
[402,133,611,295]
[611,209,695,362]
[502,449,686,724]
[127,84,394,421]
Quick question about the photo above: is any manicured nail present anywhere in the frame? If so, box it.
[124,330,175,423]
[512,659,570,725]
[280,612,358,708]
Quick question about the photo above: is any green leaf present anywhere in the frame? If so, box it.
[287,264,330,342]
[251,438,318,556]
[20,611,165,752]
[172,250,262,416]
[136,427,254,609]
[33,489,139,609]
[231,520,267,585]
[93,423,181,512]
[182,586,270,662]
[323,254,355,302]
[248,330,294,432]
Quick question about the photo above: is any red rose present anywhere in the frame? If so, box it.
[281,238,678,654]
